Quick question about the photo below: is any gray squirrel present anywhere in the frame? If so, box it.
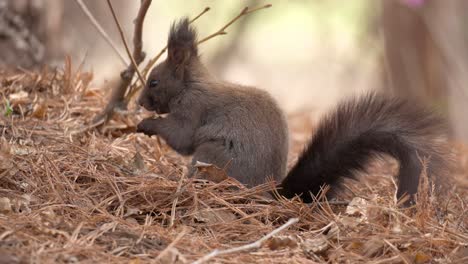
[137,18,449,204]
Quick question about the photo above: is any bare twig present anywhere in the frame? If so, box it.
[154,227,188,262]
[383,239,410,264]
[73,0,128,66]
[191,218,299,264]
[209,1,256,76]
[90,0,152,126]
[123,44,166,103]
[128,4,270,102]
[197,4,271,44]
[140,6,211,79]
[69,118,105,135]
[126,6,211,101]
[169,173,185,228]
[190,6,211,24]
[106,0,147,86]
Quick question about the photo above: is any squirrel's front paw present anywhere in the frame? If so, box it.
[136,118,157,135]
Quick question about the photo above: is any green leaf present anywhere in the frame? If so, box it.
[4,99,12,117]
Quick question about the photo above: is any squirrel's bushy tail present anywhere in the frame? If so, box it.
[278,93,450,203]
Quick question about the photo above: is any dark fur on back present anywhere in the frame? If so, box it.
[137,18,451,206]
[279,93,449,203]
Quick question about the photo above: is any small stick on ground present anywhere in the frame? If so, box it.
[169,173,186,228]
[383,239,411,264]
[154,227,188,262]
[191,217,299,264]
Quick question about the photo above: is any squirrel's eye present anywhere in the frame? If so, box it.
[148,79,159,88]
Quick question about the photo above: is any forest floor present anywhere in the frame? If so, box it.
[0,66,467,264]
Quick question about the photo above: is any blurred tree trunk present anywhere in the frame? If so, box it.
[381,1,447,109]
[0,0,63,68]
[0,0,131,69]
[380,0,468,142]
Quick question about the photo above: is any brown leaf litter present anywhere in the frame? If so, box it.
[0,66,467,263]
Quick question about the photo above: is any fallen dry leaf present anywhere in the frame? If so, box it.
[131,151,147,172]
[266,235,299,250]
[159,248,186,264]
[302,234,329,255]
[31,97,48,119]
[8,91,29,105]
[194,161,229,183]
[345,197,368,220]
[193,208,237,224]
[363,237,385,257]
[414,251,431,264]
[0,197,12,213]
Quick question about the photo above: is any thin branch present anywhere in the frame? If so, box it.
[106,0,147,86]
[131,0,152,71]
[197,4,272,44]
[88,0,152,127]
[142,47,166,78]
[128,4,270,102]
[73,0,128,66]
[141,6,211,79]
[126,46,165,102]
[126,6,211,101]
[190,6,211,23]
[209,1,256,76]
[191,218,299,264]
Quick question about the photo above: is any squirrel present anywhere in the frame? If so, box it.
[136,18,449,205]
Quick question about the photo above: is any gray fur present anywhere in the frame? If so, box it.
[137,18,288,186]
[137,18,450,203]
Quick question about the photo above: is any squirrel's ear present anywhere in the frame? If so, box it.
[167,17,198,77]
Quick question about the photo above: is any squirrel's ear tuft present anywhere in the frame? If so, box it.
[167,17,198,68]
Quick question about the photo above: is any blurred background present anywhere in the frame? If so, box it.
[1,0,467,142]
